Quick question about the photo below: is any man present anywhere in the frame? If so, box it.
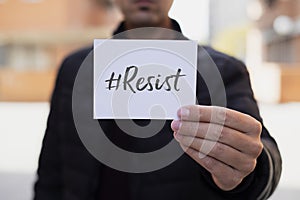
[34,0,282,199]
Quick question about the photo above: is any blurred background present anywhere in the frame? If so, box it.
[0,0,299,199]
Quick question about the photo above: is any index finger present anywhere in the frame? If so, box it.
[177,105,262,135]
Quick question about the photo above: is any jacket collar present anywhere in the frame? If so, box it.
[113,18,182,35]
[112,18,186,40]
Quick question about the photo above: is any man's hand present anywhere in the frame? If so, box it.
[171,105,263,191]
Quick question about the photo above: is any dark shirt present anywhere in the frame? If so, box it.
[34,19,282,200]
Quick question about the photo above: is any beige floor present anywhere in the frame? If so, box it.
[0,102,299,199]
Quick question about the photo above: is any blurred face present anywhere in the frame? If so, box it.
[115,0,174,28]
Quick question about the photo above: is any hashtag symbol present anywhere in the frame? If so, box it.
[105,72,122,90]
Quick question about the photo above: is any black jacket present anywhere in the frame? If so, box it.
[34,20,281,200]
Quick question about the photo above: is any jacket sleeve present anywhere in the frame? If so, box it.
[198,53,282,199]
[33,59,68,200]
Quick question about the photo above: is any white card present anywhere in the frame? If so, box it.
[94,39,197,119]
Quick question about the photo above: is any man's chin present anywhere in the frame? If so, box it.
[130,14,159,27]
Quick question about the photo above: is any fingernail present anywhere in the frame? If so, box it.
[179,108,190,118]
[171,120,181,131]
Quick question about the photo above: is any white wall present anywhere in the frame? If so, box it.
[169,0,209,42]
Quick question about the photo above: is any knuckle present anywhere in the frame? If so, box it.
[232,171,244,185]
[243,159,257,173]
[257,142,264,154]
[218,170,243,190]
[253,121,262,135]
[249,141,264,156]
